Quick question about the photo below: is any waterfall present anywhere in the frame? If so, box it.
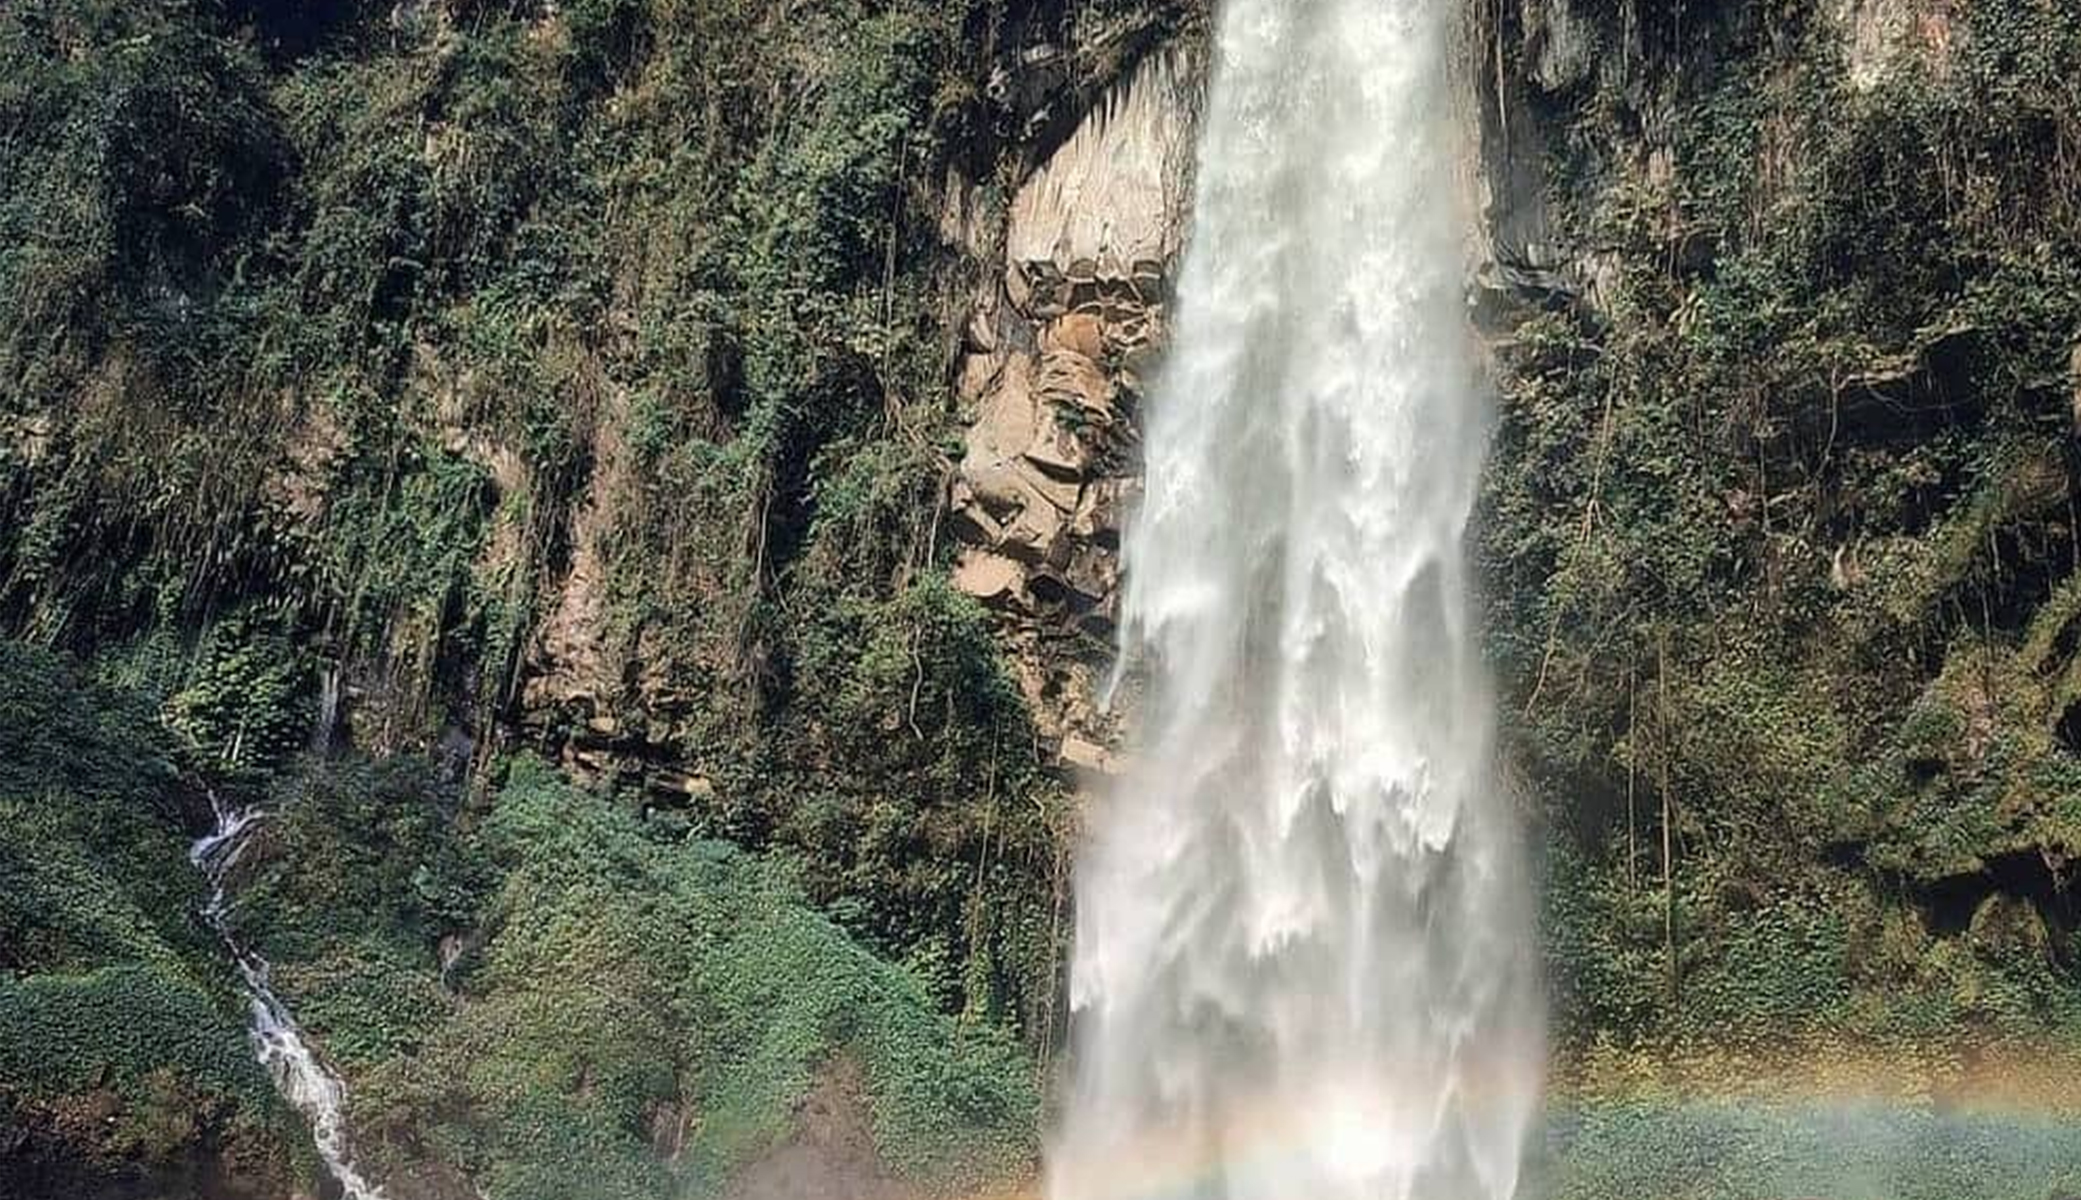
[1048,1,1544,1198]
[190,793,388,1200]
[313,663,343,754]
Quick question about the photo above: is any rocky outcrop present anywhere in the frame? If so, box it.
[1468,0,1966,319]
[946,45,1200,770]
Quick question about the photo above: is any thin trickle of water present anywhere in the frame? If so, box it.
[1048,1,1543,1198]
[313,664,344,754]
[190,793,388,1200]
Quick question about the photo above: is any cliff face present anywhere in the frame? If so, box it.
[1468,0,2081,1052]
[1,0,1202,1032]
[945,41,1200,774]
[6,0,2081,1197]
[939,0,2081,1067]
[0,2,1198,1195]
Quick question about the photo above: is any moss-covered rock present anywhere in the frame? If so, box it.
[241,760,1041,1200]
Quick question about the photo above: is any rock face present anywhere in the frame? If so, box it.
[1003,47,1196,278]
[946,45,1200,767]
[1832,0,1957,90]
[1466,0,2081,1066]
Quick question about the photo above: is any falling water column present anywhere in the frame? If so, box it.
[1048,1,1544,1199]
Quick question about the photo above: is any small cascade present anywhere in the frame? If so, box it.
[312,663,343,754]
[190,793,387,1200]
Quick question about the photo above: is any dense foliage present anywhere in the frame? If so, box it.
[1480,0,2081,1051]
[0,0,1102,1186]
[229,758,1041,1199]
[0,643,301,1194]
[0,637,1044,1197]
[0,0,1119,1040]
[7,0,2081,1196]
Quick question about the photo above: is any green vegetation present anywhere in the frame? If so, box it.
[1,0,1117,1189]
[1536,1098,2081,1200]
[234,759,1039,1199]
[7,0,2081,1195]
[0,639,1043,1197]
[0,0,1090,1034]
[0,643,300,1190]
[1481,0,2081,1051]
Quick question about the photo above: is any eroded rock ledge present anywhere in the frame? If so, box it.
[945,44,1201,773]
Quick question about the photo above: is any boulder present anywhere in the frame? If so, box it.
[1060,736,1119,775]
[998,496,1068,566]
[1022,405,1096,482]
[1045,311,1108,360]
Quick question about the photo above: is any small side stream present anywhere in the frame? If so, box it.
[189,793,387,1200]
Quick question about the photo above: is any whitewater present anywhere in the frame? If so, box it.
[1048,1,1544,1198]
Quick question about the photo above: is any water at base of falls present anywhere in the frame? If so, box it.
[1047,1,1544,1198]
[190,794,388,1200]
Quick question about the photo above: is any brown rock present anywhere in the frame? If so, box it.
[951,551,1027,608]
[1013,259,1070,319]
[568,746,614,774]
[651,770,716,800]
[998,498,1068,566]
[1060,736,1119,775]
[1046,311,1108,361]
[946,477,1008,545]
[970,355,1038,455]
[962,456,1080,524]
[1004,47,1197,280]
[956,350,1004,404]
[1036,348,1116,417]
[1028,464,1083,512]
[960,460,1033,520]
[1022,422,1093,481]
[1063,545,1118,601]
[937,166,992,258]
[965,299,1000,353]
[1006,259,1035,316]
